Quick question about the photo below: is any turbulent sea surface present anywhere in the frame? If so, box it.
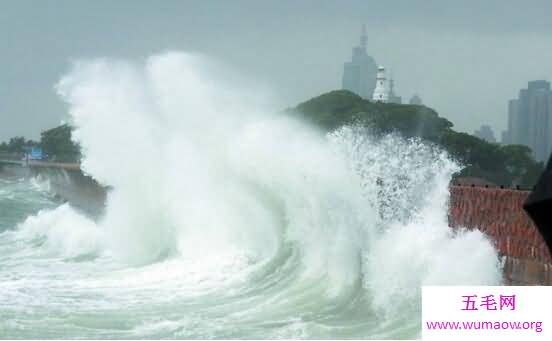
[0,53,502,339]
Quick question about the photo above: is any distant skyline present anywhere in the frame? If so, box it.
[505,80,552,161]
[1,0,552,141]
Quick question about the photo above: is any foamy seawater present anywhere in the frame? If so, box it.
[0,52,502,339]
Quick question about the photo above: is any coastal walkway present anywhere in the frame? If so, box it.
[0,154,80,170]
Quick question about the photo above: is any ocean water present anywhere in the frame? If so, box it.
[0,53,502,339]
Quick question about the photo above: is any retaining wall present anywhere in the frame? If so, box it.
[30,167,107,218]
[1,163,107,219]
[449,186,552,285]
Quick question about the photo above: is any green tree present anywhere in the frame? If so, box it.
[439,131,504,172]
[501,144,544,188]
[40,124,81,162]
[6,136,26,153]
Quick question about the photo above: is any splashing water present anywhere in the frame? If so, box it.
[0,52,501,339]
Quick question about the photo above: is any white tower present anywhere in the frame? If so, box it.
[372,66,388,102]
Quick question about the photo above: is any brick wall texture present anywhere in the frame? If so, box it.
[449,186,552,285]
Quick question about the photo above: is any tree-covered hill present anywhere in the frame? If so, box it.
[289,90,543,188]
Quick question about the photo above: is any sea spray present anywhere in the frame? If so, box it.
[17,203,103,258]
[56,52,372,286]
[328,128,501,317]
[2,51,502,339]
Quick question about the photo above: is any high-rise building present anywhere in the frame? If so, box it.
[474,124,496,143]
[342,25,378,99]
[387,76,402,104]
[505,80,552,162]
[507,98,521,145]
[501,130,510,145]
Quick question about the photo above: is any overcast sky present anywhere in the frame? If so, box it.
[1,0,552,141]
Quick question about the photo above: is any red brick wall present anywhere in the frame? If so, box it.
[449,186,552,285]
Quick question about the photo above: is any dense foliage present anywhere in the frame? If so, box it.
[290,90,543,188]
[0,137,38,154]
[0,124,80,162]
[39,124,81,162]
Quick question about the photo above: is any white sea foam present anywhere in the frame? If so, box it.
[17,203,103,258]
[1,52,501,339]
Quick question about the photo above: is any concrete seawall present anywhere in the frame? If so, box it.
[1,162,107,218]
[449,186,552,285]
[30,167,108,218]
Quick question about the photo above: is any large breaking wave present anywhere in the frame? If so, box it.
[0,52,501,339]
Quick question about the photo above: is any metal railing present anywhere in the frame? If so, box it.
[450,182,533,191]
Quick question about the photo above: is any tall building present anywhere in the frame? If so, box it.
[506,80,552,162]
[474,124,496,143]
[501,130,510,145]
[342,25,378,99]
[507,98,521,144]
[387,76,402,104]
[409,94,423,105]
[372,66,388,102]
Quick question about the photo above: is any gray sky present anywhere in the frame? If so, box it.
[1,0,552,141]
